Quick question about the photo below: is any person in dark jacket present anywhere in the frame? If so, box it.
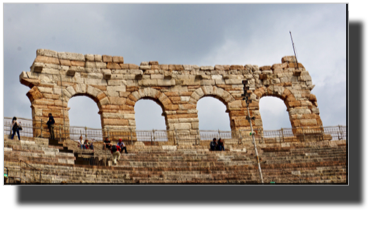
[217,138,225,151]
[11,117,21,140]
[210,138,217,151]
[47,113,55,139]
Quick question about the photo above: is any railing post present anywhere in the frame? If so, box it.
[175,129,179,145]
[85,127,88,139]
[152,129,155,146]
[281,128,285,142]
[218,129,221,139]
[338,125,342,140]
[40,119,43,138]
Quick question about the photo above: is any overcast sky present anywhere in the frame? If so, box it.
[3,3,346,131]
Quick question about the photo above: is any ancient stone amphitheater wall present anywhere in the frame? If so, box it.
[20,49,322,138]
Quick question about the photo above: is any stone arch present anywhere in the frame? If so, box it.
[190,86,236,130]
[254,85,323,135]
[123,87,175,131]
[190,86,235,106]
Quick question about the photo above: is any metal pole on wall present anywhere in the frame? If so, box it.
[242,80,264,184]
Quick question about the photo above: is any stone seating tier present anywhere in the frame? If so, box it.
[4,137,346,184]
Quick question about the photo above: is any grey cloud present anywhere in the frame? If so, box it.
[3,3,346,131]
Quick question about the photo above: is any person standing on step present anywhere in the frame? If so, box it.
[117,138,128,154]
[110,144,121,165]
[11,117,21,140]
[47,113,55,139]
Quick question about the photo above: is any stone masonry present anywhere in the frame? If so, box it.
[20,49,323,139]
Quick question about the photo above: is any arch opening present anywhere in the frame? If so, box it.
[259,96,291,130]
[68,95,102,141]
[197,96,231,131]
[134,99,167,130]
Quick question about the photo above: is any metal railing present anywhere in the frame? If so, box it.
[4,117,346,143]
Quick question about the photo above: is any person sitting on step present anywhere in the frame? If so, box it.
[89,139,94,150]
[78,136,85,149]
[217,138,225,151]
[117,138,128,154]
[210,138,217,151]
[103,137,111,150]
[84,138,90,149]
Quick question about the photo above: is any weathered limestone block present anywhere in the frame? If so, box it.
[70,60,85,67]
[35,56,60,65]
[212,75,223,80]
[107,63,121,69]
[113,56,124,63]
[140,65,151,70]
[200,66,214,71]
[120,64,139,70]
[37,49,58,58]
[88,73,104,79]
[230,65,244,70]
[180,97,190,102]
[94,55,102,62]
[228,100,242,109]
[129,69,143,75]
[41,68,60,75]
[87,86,102,98]
[281,56,297,63]
[85,62,96,68]
[27,86,44,102]
[149,61,159,65]
[85,78,108,86]
[225,79,242,85]
[103,118,129,125]
[288,62,305,68]
[102,55,113,63]
[183,65,193,70]
[157,79,175,86]
[38,86,53,93]
[299,71,312,82]
[75,84,87,94]
[33,99,55,106]
[300,119,318,126]
[138,79,158,86]
[259,66,272,71]
[109,97,127,105]
[99,97,110,106]
[58,52,85,61]
[107,85,126,93]
[108,80,125,86]
[84,54,94,62]
[150,74,163,79]
[173,123,191,130]
[95,62,107,69]
[66,86,76,96]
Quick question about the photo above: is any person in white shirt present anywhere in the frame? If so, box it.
[78,136,84,149]
[117,138,127,154]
